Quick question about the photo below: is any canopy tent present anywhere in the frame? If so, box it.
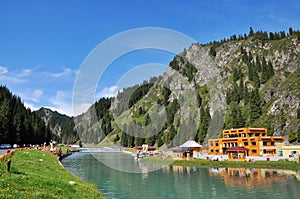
[179,140,202,148]
[172,139,202,159]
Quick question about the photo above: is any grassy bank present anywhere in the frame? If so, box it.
[141,156,300,170]
[0,149,104,199]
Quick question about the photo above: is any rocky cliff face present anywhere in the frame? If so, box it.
[35,108,77,143]
[39,30,300,146]
[127,32,299,144]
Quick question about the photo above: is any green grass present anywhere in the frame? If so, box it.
[0,149,104,199]
[141,156,300,170]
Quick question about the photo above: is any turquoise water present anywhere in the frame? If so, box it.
[62,152,300,199]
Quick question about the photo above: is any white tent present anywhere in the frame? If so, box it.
[172,139,202,159]
[179,140,202,148]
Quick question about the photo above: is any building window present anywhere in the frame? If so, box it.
[263,141,267,146]
[271,141,274,146]
[251,142,256,146]
[215,143,219,146]
[210,150,213,153]
[216,150,219,153]
[244,142,248,146]
[252,149,257,154]
[255,133,259,137]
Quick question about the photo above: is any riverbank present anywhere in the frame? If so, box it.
[0,149,104,198]
[141,156,300,170]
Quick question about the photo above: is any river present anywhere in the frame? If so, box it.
[61,151,300,199]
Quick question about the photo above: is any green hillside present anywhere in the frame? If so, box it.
[33,28,300,148]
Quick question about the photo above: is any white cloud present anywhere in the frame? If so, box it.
[24,102,38,111]
[18,68,32,77]
[32,89,43,102]
[96,85,119,99]
[0,65,32,83]
[0,66,8,74]
[48,91,75,116]
[50,68,73,78]
[19,89,44,103]
[73,103,92,116]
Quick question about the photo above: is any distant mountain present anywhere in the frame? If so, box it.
[35,108,78,144]
[0,86,52,145]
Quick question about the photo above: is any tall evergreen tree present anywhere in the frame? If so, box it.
[249,88,262,123]
[255,55,261,72]
[120,131,128,147]
[289,27,293,36]
[197,105,211,143]
[239,78,244,101]
[267,60,275,78]
[249,27,254,37]
[261,57,269,84]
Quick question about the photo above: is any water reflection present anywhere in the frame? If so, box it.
[208,168,292,189]
[90,152,170,173]
[62,153,300,199]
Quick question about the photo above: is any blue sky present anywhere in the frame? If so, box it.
[0,0,299,116]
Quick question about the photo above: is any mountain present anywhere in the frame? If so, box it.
[36,28,300,147]
[35,108,79,144]
[0,86,52,145]
[95,27,299,147]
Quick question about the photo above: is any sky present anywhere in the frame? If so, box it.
[0,0,299,116]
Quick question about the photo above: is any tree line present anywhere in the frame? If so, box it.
[0,86,52,145]
[208,27,300,57]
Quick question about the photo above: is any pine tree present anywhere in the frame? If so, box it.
[162,87,171,106]
[239,78,244,101]
[226,89,232,105]
[209,46,217,57]
[255,56,261,72]
[231,104,245,128]
[232,82,240,103]
[252,62,260,87]
[244,83,249,104]
[127,134,134,147]
[261,57,269,84]
[297,128,300,142]
[196,92,202,107]
[267,60,275,77]
[288,128,297,143]
[269,32,274,40]
[120,132,128,147]
[249,27,254,37]
[249,88,261,123]
[197,105,211,143]
[289,27,293,36]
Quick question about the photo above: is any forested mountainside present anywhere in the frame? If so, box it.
[35,108,79,144]
[0,86,52,145]
[3,28,298,147]
[74,27,300,147]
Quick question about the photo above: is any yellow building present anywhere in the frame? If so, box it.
[208,127,284,158]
